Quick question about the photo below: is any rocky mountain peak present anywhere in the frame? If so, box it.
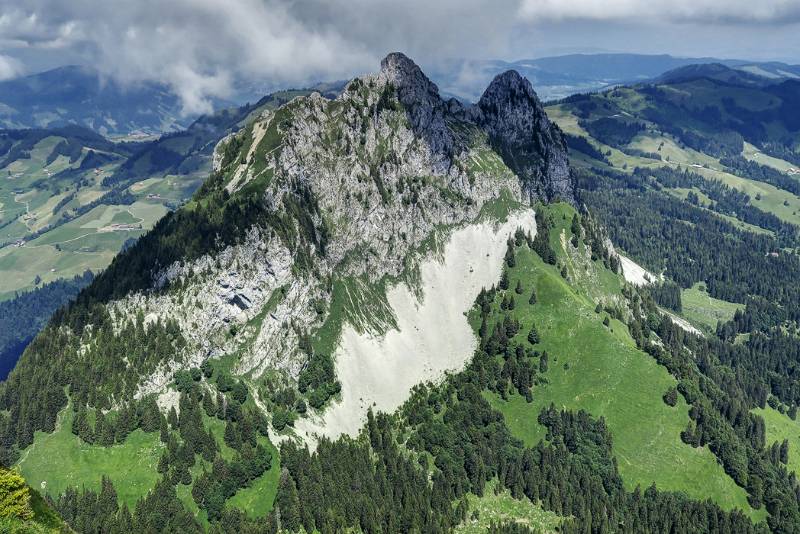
[380,52,441,103]
[480,69,537,104]
[475,69,573,202]
[379,52,457,164]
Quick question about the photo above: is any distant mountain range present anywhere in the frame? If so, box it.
[1,55,797,138]
[429,53,800,102]
[0,66,208,136]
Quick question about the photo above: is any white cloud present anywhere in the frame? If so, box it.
[0,0,376,113]
[518,0,800,24]
[0,0,797,112]
[0,54,22,80]
[0,0,528,113]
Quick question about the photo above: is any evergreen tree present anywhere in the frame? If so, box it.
[663,387,678,407]
[527,324,540,345]
[499,271,509,290]
[539,351,549,373]
[275,470,301,532]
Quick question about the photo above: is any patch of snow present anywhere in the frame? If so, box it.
[293,210,537,446]
[619,255,658,286]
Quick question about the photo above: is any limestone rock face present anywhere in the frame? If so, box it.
[80,52,577,409]
[379,52,460,166]
[476,70,574,203]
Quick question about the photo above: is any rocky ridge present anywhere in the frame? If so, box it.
[8,53,576,432]
[120,53,575,400]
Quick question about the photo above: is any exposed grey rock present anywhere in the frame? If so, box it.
[104,52,575,410]
[380,52,460,169]
[475,70,574,203]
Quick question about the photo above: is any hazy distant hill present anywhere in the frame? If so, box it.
[430,53,800,102]
[0,66,196,136]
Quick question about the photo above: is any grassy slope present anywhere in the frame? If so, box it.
[16,407,164,509]
[17,401,281,522]
[752,406,800,477]
[456,479,563,534]
[681,282,744,333]
[546,104,800,230]
[0,200,167,298]
[226,437,280,517]
[477,204,761,520]
[0,133,194,299]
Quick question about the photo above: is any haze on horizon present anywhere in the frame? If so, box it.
[0,0,798,113]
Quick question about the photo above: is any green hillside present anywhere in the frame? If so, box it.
[547,69,800,238]
[475,204,759,519]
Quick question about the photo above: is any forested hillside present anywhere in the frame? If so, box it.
[0,271,93,380]
[3,54,800,534]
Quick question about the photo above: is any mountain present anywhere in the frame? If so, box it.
[430,53,800,102]
[0,85,340,301]
[110,83,345,188]
[556,63,800,166]
[0,52,580,524]
[0,87,340,383]
[3,53,800,533]
[0,66,198,136]
[654,63,778,87]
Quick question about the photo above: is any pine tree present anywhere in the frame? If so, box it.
[539,351,549,373]
[505,244,516,268]
[275,471,301,532]
[527,324,540,345]
[168,407,179,428]
[499,271,509,290]
[529,288,537,305]
[159,416,169,443]
[98,476,118,519]
[157,452,169,474]
[662,387,678,407]
[515,280,523,294]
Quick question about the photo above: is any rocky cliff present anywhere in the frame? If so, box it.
[1,52,575,453]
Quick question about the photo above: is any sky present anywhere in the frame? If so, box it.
[0,0,798,113]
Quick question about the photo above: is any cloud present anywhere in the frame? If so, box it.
[0,0,797,112]
[0,54,22,80]
[0,0,378,114]
[518,0,800,25]
[0,0,528,113]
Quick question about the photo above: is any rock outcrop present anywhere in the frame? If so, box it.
[476,69,573,202]
[15,52,577,427]
[120,52,578,394]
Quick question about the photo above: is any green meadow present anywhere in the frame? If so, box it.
[476,204,761,520]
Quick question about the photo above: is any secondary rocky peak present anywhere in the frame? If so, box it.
[476,69,574,203]
[477,69,548,142]
[481,70,537,104]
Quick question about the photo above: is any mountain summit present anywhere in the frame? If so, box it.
[0,52,573,459]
